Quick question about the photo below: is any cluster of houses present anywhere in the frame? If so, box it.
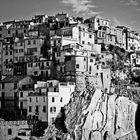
[0,12,140,139]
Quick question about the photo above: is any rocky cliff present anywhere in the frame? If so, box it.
[43,46,140,140]
[44,86,138,140]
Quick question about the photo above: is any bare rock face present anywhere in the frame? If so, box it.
[44,88,138,140]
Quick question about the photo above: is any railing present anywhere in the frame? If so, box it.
[24,52,34,55]
[68,82,75,85]
[0,97,18,100]
[0,120,28,126]
[39,65,50,69]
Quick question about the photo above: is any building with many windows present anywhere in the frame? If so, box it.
[27,80,75,124]
[0,75,34,120]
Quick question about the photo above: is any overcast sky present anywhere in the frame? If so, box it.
[0,0,140,32]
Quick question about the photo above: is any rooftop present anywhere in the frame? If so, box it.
[1,75,28,83]
[28,92,47,96]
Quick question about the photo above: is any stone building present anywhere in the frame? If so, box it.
[0,75,34,120]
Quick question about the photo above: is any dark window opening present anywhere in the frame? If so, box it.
[8,129,12,135]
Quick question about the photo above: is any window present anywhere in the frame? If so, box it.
[57,52,60,57]
[15,30,18,35]
[35,106,39,112]
[60,97,63,102]
[82,41,85,44]
[54,88,57,92]
[19,56,24,62]
[29,106,32,112]
[14,83,17,89]
[1,92,5,98]
[60,67,63,72]
[102,32,105,38]
[20,102,23,109]
[43,97,45,102]
[2,83,5,89]
[36,97,38,102]
[83,32,85,37]
[28,63,30,67]
[41,71,44,76]
[5,52,8,55]
[50,107,56,113]
[34,71,38,75]
[89,66,92,71]
[8,129,12,135]
[19,49,23,53]
[90,59,93,62]
[46,62,49,66]
[20,92,23,97]
[99,31,102,38]
[33,48,37,52]
[43,106,46,112]
[52,97,55,102]
[5,45,8,50]
[35,63,38,67]
[51,117,55,123]
[29,97,32,102]
[10,45,12,49]
[14,49,18,53]
[8,30,10,34]
[10,51,12,55]
[76,64,79,68]
[33,40,36,44]
[46,71,48,77]
[58,40,61,43]
[28,40,31,45]
[14,93,17,100]
[89,34,92,38]
[20,42,23,46]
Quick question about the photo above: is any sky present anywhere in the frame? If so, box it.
[0,0,140,32]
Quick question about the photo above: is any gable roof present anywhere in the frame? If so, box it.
[1,75,28,83]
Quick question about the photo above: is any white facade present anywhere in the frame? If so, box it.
[0,121,28,140]
[93,16,110,30]
[27,80,75,124]
[27,93,47,122]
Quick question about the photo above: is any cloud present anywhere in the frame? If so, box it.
[124,0,139,6]
[60,0,101,16]
[111,17,121,27]
[130,21,136,25]
[136,8,140,11]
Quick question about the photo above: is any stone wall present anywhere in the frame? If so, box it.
[44,88,138,140]
[75,72,103,91]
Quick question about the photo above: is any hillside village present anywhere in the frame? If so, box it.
[0,12,140,139]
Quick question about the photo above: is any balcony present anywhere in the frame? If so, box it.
[24,52,34,55]
[59,82,67,86]
[39,65,50,70]
[20,85,34,91]
[0,96,18,101]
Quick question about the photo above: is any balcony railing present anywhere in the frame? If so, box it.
[24,52,34,55]
[39,65,50,70]
[0,97,18,101]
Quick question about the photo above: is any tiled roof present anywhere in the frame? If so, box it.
[1,75,27,83]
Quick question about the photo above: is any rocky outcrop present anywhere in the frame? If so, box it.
[44,87,138,140]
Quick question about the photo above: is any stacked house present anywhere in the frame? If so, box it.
[0,12,140,124]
